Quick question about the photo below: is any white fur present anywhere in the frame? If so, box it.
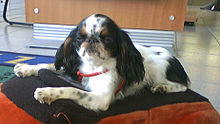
[85,14,106,36]
[136,44,171,85]
[14,63,55,77]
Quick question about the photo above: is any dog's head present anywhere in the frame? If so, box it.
[74,14,121,63]
[55,14,145,85]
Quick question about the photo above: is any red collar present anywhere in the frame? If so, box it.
[77,69,109,82]
[77,69,125,95]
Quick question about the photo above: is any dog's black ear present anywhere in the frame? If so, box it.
[55,43,65,70]
[55,37,75,71]
[116,30,145,86]
[55,33,75,71]
[55,28,81,79]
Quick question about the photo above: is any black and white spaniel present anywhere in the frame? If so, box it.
[14,14,190,111]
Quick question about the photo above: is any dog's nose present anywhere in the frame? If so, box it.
[87,37,99,43]
[88,38,96,43]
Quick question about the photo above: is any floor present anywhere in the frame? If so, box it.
[0,1,220,113]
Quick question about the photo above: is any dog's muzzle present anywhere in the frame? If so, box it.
[85,37,101,53]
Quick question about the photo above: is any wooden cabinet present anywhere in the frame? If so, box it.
[25,0,188,31]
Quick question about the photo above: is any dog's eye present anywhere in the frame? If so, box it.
[76,37,83,42]
[103,37,113,44]
[77,37,80,41]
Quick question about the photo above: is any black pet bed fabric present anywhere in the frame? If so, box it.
[1,69,213,123]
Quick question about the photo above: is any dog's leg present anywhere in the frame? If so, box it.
[14,64,55,77]
[34,87,113,111]
[151,81,187,94]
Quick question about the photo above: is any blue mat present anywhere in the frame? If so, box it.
[0,51,54,66]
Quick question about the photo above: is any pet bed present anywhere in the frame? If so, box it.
[0,69,219,124]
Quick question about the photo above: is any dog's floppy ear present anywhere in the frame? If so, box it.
[54,28,81,78]
[54,37,74,70]
[55,34,74,71]
[54,43,65,70]
[116,30,145,86]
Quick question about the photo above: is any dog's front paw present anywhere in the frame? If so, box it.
[34,88,57,104]
[151,84,168,94]
[14,64,37,77]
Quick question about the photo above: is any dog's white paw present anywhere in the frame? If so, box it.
[34,88,58,104]
[14,64,37,77]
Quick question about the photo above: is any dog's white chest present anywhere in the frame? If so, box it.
[83,74,110,92]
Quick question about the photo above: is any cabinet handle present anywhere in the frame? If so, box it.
[34,8,40,14]
[169,15,175,21]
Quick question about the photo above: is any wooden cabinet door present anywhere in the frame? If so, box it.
[26,0,187,31]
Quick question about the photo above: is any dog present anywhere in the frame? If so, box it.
[14,14,190,111]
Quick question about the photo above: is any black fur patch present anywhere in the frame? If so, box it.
[166,57,190,87]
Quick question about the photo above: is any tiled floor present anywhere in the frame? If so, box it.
[0,1,220,113]
[176,7,220,113]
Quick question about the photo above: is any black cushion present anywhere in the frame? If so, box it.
[1,69,209,124]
